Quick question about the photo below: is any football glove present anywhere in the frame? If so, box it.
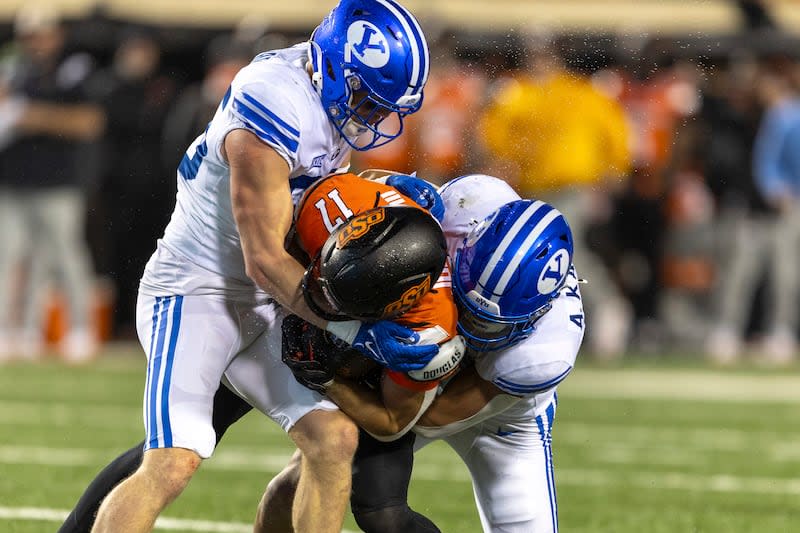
[326,319,439,373]
[386,174,445,222]
[281,315,337,393]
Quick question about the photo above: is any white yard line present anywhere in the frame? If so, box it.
[0,506,359,533]
[2,444,799,496]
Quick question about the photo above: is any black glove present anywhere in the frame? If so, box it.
[281,315,338,393]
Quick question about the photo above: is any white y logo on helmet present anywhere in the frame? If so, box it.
[347,21,390,68]
[537,249,570,294]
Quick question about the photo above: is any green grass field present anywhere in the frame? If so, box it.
[1,348,799,532]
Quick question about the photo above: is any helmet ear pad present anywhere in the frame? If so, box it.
[315,206,447,321]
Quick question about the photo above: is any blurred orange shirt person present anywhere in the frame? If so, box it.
[352,63,486,183]
[412,65,487,184]
[620,65,700,175]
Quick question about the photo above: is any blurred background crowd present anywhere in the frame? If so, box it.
[0,0,799,366]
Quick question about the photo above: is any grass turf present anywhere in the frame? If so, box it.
[1,349,799,532]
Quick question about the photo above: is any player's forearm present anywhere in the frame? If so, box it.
[325,377,425,440]
[228,129,330,329]
[242,245,327,326]
[417,366,508,427]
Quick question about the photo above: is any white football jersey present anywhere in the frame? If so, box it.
[437,175,585,428]
[140,43,351,298]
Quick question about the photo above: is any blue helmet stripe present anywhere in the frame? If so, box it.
[477,201,546,291]
[491,208,561,300]
[376,0,428,96]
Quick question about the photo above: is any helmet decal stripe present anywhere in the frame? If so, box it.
[375,0,428,96]
[490,209,561,301]
[477,201,546,289]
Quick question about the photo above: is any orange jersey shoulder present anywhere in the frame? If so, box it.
[295,173,422,258]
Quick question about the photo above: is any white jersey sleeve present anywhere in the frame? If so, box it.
[227,64,302,168]
[473,266,585,396]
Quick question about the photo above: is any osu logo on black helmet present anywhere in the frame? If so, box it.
[302,206,447,322]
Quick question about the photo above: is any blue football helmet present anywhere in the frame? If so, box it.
[308,0,429,150]
[453,200,574,351]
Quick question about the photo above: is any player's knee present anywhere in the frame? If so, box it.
[139,448,202,499]
[291,411,358,465]
[354,506,398,533]
[354,504,440,533]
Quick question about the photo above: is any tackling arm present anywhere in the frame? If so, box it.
[414,365,521,438]
[321,333,464,441]
[227,129,329,329]
[325,374,436,442]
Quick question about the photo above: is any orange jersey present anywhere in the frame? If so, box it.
[294,173,458,390]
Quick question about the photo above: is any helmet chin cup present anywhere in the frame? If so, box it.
[342,118,368,138]
[312,72,324,91]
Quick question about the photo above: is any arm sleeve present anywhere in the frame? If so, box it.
[365,387,438,442]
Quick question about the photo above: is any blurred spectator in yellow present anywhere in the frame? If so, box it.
[0,3,105,362]
[87,26,177,338]
[749,57,800,364]
[477,34,632,358]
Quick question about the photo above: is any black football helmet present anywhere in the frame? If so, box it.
[303,206,447,322]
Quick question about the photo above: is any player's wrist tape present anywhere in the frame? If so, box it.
[325,320,362,345]
[319,377,335,391]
